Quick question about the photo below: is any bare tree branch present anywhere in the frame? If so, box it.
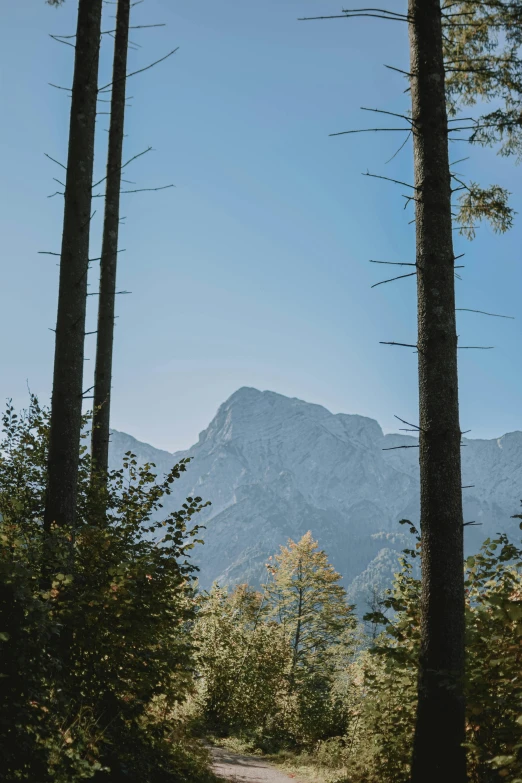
[380,341,418,348]
[330,127,411,136]
[92,184,173,197]
[363,170,418,189]
[372,271,417,288]
[385,131,412,163]
[382,444,420,450]
[121,183,174,194]
[88,249,126,262]
[44,153,67,170]
[98,47,179,92]
[50,34,75,48]
[369,259,416,266]
[342,7,409,17]
[101,23,166,35]
[298,11,410,22]
[92,145,153,188]
[384,63,413,77]
[361,105,414,124]
[394,414,422,431]
[48,82,72,92]
[456,307,514,319]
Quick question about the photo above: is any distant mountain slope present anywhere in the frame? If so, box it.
[108,387,522,611]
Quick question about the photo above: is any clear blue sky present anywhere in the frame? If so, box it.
[1,0,521,451]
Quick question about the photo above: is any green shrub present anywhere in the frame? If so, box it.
[0,397,211,781]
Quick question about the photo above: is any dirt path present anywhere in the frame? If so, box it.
[210,745,301,783]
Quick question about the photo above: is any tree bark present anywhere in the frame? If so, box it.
[408,1,467,781]
[91,0,131,479]
[44,0,103,532]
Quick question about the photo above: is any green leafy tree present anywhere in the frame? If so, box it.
[193,535,358,749]
[265,532,356,679]
[463,528,522,783]
[194,583,290,737]
[264,532,357,745]
[359,519,522,783]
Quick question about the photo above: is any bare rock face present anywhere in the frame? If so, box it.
[109,387,522,610]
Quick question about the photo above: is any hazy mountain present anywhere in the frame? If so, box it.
[108,387,522,612]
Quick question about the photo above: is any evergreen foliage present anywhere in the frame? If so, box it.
[442,0,521,234]
[443,0,522,158]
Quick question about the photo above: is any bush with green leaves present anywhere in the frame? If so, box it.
[354,519,522,783]
[193,583,290,738]
[463,525,522,783]
[0,397,213,782]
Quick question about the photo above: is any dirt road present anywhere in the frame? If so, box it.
[210,745,301,783]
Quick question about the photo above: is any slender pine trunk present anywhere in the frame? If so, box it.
[408,0,467,780]
[292,587,303,671]
[44,0,103,532]
[91,0,131,479]
[289,561,304,690]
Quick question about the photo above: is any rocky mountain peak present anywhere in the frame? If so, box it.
[198,387,384,454]
[109,387,522,612]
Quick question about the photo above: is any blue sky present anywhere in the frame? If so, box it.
[1,0,521,451]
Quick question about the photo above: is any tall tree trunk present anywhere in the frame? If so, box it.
[44,0,103,533]
[408,1,467,781]
[91,0,131,479]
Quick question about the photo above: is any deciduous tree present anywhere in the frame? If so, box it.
[265,532,356,684]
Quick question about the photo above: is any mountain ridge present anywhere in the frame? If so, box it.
[108,387,522,610]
